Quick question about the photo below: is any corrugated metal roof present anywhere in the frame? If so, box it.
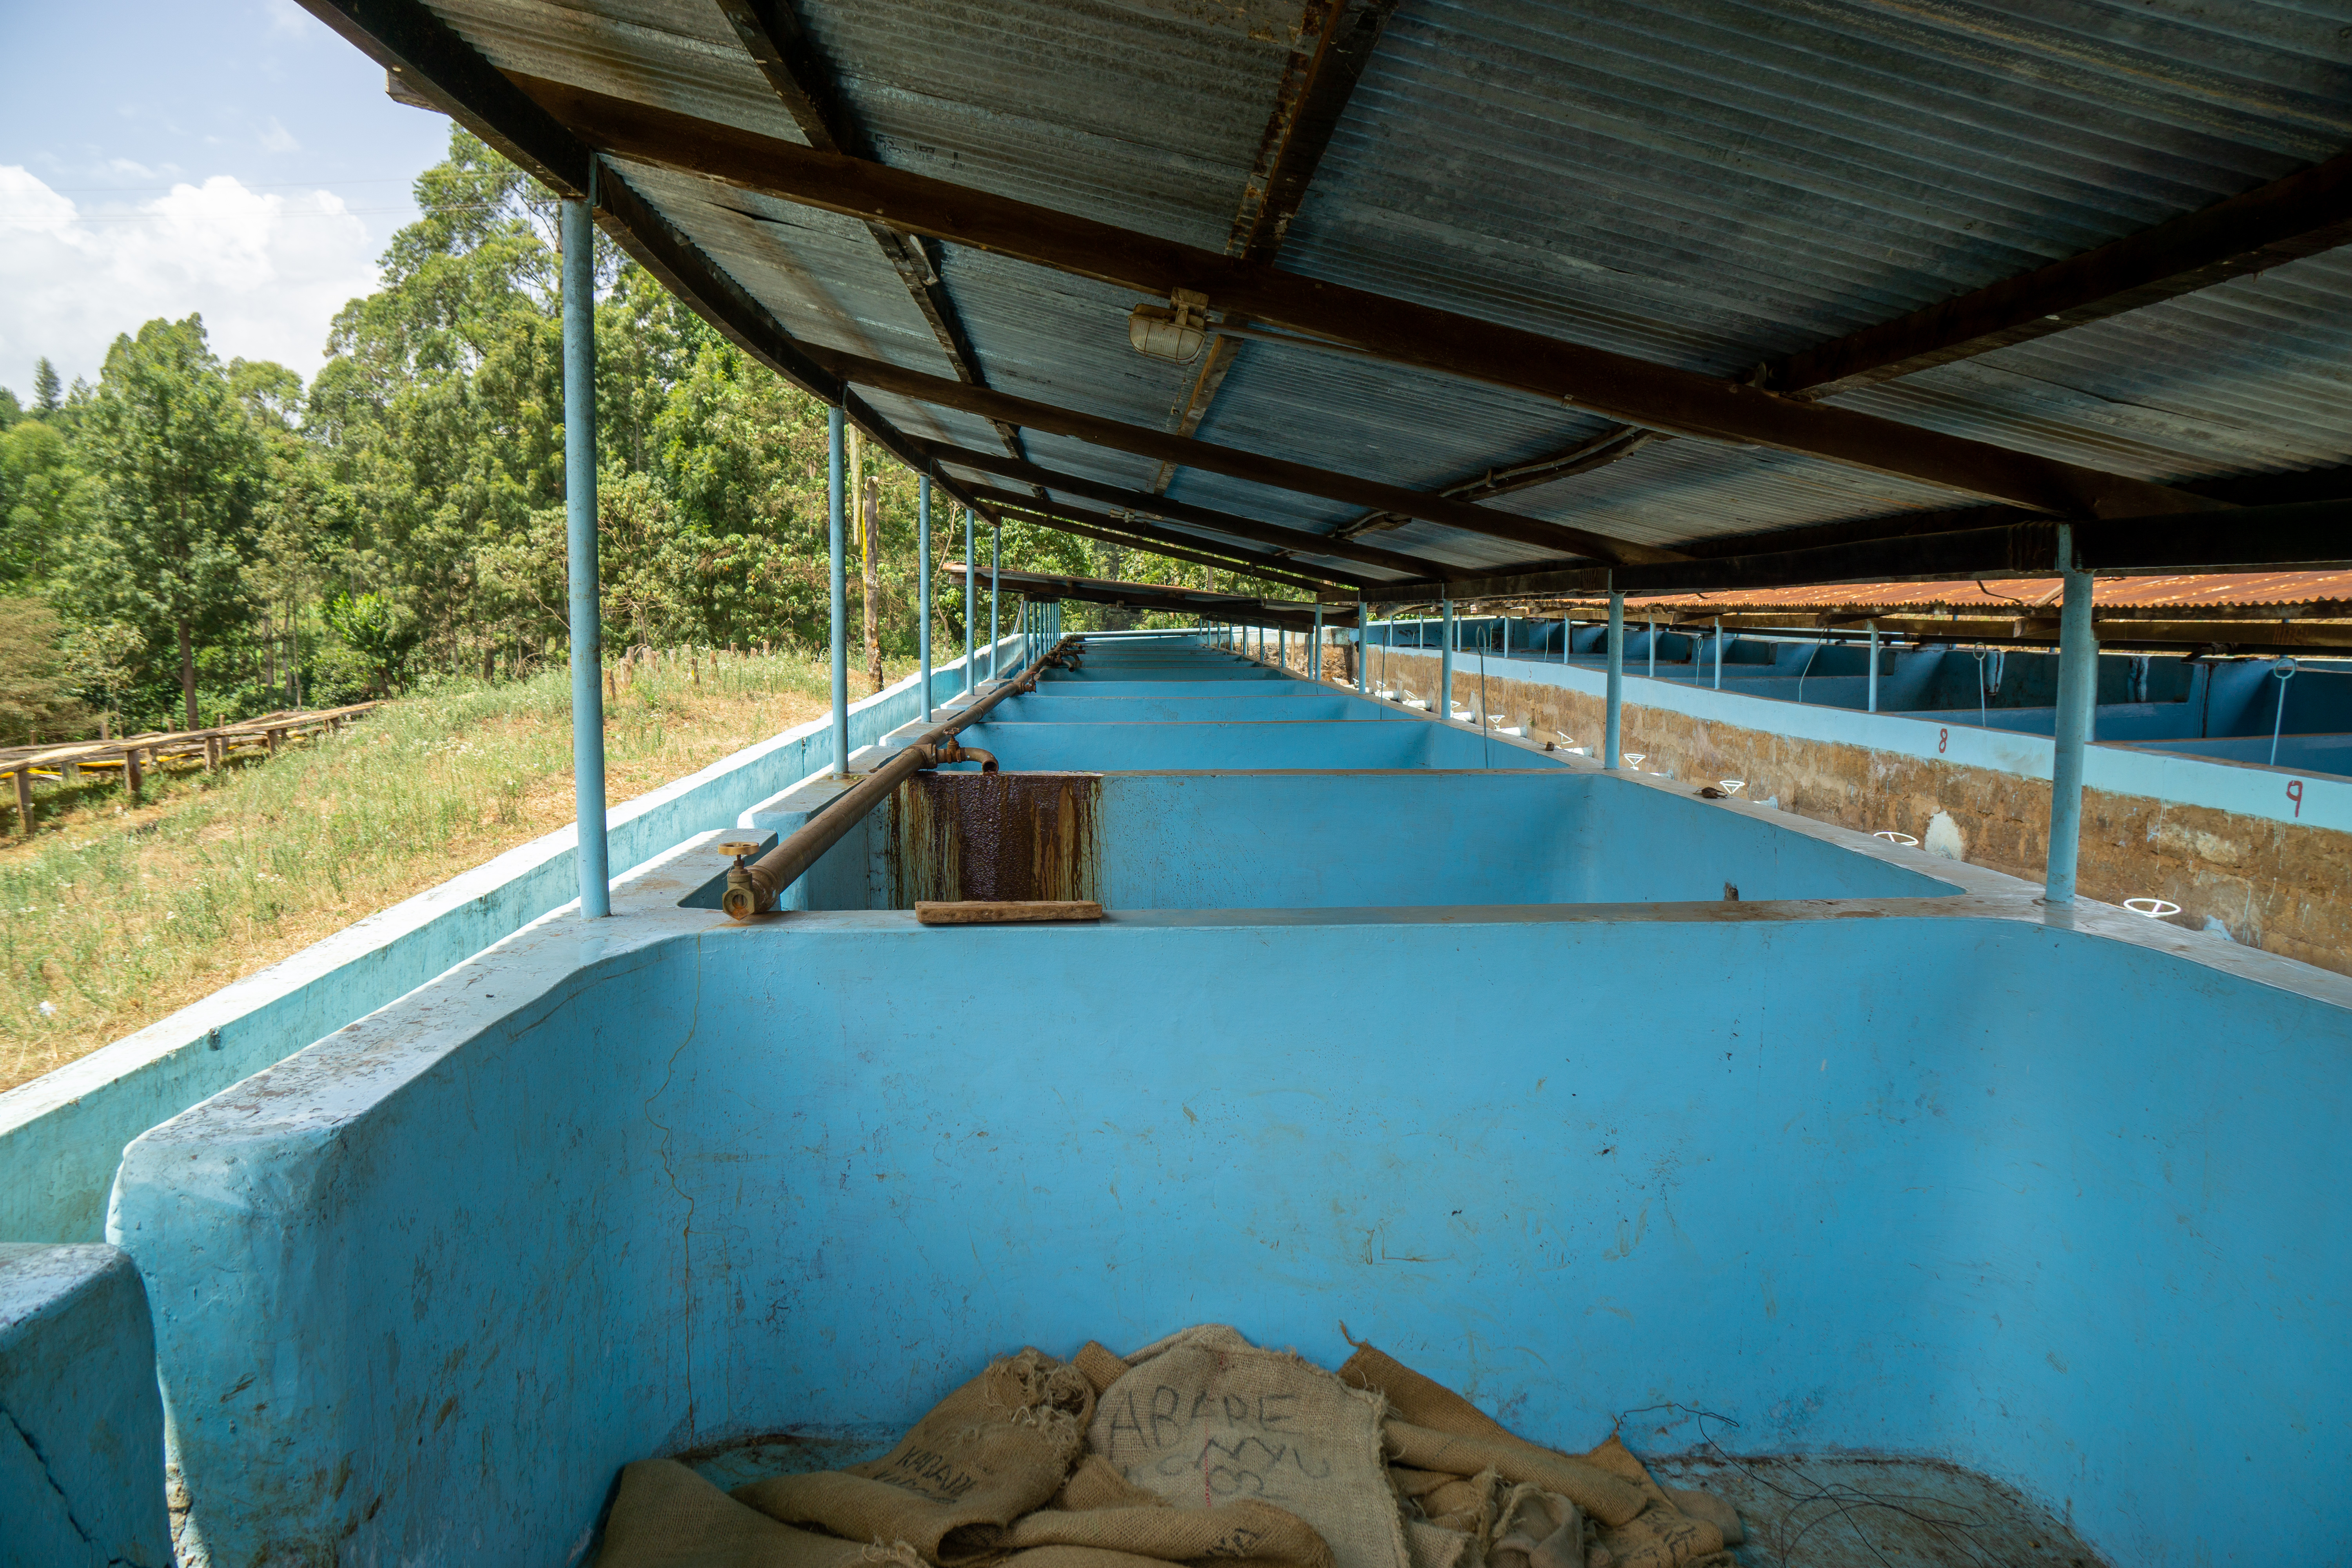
[388,0,2352,604]
[1604,572,2352,614]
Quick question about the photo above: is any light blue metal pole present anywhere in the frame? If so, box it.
[1713,619,1724,689]
[561,195,608,918]
[1313,604,1323,682]
[1279,624,1287,674]
[962,506,976,694]
[1647,616,1655,679]
[1605,588,1624,769]
[917,475,933,722]
[1440,599,1455,718]
[827,406,849,779]
[988,519,1002,681]
[1355,599,1367,692]
[2046,526,2095,904]
[1867,620,1880,713]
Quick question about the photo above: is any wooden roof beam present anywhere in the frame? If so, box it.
[712,0,1034,473]
[968,491,1363,594]
[825,347,1675,564]
[1354,498,2352,602]
[296,0,996,520]
[926,442,1459,581]
[514,74,2217,524]
[1323,147,2352,534]
[1772,147,2352,397]
[1149,0,1397,495]
[945,565,1330,629]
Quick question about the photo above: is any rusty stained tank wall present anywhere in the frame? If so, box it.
[1380,658,2352,974]
[887,771,1103,906]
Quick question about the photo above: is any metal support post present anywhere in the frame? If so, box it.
[988,518,1002,681]
[1647,616,1655,679]
[1355,599,1368,692]
[1313,604,1323,681]
[962,506,976,694]
[561,194,609,918]
[1279,624,1287,673]
[1713,619,1724,689]
[1867,621,1879,714]
[917,475,933,722]
[1605,588,1624,770]
[1440,599,1456,718]
[828,406,849,778]
[2045,526,2096,904]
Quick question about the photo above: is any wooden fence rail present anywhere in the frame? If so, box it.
[0,702,381,838]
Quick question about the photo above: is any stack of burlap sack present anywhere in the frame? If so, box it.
[600,1326,1742,1568]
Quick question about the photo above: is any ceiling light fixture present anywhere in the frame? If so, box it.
[1128,289,1210,363]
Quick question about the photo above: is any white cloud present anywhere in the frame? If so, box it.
[0,166,380,390]
[263,0,314,37]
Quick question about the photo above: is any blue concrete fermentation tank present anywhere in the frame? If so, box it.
[89,633,2352,1567]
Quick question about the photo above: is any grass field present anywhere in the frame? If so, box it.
[0,649,913,1093]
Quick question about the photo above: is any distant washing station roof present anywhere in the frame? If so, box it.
[308,0,2352,601]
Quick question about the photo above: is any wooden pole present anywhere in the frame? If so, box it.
[13,768,32,838]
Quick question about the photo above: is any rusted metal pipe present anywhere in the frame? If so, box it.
[721,638,1075,919]
[933,741,997,772]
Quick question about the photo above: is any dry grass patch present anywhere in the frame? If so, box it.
[0,650,912,1091]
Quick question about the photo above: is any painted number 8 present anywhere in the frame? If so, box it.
[1938,727,1949,754]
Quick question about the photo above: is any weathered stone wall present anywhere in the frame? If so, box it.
[1332,653,2352,976]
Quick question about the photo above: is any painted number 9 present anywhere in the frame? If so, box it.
[2288,779,2304,818]
[1938,727,1949,754]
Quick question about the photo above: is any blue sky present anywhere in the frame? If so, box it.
[0,0,457,399]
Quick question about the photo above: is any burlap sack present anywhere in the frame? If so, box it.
[1338,1346,1640,1529]
[1401,1521,1474,1568]
[1574,1438,1721,1568]
[1339,1349,1515,1444]
[1487,1485,1586,1568]
[738,1350,1094,1564]
[1659,1490,1739,1549]
[1004,1498,1332,1568]
[1089,1326,1410,1568]
[598,1460,926,1568]
[1384,1424,1642,1530]
[1074,1343,1131,1396]
[1056,1456,1169,1513]
[1001,1549,1172,1568]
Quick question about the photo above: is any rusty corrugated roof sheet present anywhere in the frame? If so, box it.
[1604,572,2352,615]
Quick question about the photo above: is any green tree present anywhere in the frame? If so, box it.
[60,316,263,730]
[0,595,79,744]
[33,358,62,416]
[309,127,581,681]
[0,416,72,587]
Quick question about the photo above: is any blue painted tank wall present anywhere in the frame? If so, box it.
[1368,618,2352,739]
[109,908,2352,1567]
[0,1244,169,1568]
[1096,774,1957,907]
[993,694,1397,723]
[882,774,1956,910]
[949,719,1561,771]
